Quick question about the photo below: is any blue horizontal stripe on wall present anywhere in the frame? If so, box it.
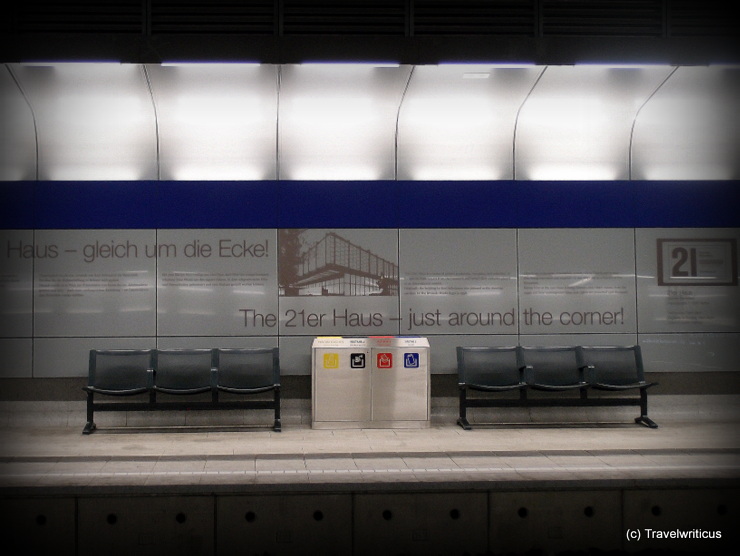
[1,180,738,229]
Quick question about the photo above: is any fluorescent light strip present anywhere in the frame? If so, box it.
[160,62,262,67]
[438,62,536,68]
[298,62,400,68]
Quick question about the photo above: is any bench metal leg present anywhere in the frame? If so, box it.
[635,415,658,428]
[457,388,472,430]
[273,387,282,432]
[83,392,96,434]
[635,389,658,428]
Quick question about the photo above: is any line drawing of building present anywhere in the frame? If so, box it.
[279,231,398,296]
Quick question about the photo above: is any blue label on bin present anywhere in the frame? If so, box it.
[404,353,420,368]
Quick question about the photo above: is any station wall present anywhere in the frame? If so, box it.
[1,180,738,378]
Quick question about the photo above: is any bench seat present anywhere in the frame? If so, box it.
[83,347,281,434]
[457,345,658,430]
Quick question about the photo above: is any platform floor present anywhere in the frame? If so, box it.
[1,396,739,492]
[1,396,739,555]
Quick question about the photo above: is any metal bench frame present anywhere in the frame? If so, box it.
[83,348,281,434]
[457,345,658,430]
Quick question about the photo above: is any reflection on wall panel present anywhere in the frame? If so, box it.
[32,229,157,337]
[9,63,157,181]
[0,67,36,180]
[146,64,279,181]
[515,66,673,180]
[397,65,543,180]
[518,229,637,335]
[399,229,518,334]
[631,67,740,180]
[278,64,412,180]
[156,229,278,337]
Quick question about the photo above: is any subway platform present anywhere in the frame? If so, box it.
[1,395,739,555]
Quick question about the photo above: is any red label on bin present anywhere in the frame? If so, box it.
[376,353,393,368]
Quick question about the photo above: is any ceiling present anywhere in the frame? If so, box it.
[3,62,738,181]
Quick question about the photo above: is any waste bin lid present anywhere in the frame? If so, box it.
[312,336,429,348]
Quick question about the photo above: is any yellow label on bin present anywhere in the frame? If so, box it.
[323,353,340,369]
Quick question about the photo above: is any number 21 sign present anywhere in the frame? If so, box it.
[657,239,737,286]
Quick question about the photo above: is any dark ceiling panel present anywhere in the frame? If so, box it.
[669,0,740,37]
[413,0,536,36]
[151,0,276,34]
[2,1,738,63]
[14,0,144,34]
[542,0,664,37]
[282,1,406,35]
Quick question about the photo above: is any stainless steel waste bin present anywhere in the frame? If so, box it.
[311,336,430,429]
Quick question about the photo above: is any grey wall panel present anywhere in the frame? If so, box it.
[517,333,638,348]
[640,333,740,373]
[34,337,156,378]
[0,66,37,180]
[156,229,277,337]
[400,229,518,335]
[636,228,740,333]
[0,338,32,378]
[156,336,277,350]
[33,229,156,337]
[279,335,315,376]
[518,229,637,335]
[0,229,33,337]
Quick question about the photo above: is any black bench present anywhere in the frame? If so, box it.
[83,347,281,434]
[456,345,657,430]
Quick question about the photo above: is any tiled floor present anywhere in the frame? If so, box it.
[1,396,739,494]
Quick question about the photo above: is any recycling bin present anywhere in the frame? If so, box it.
[311,336,430,429]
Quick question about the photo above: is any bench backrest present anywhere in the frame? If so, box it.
[578,345,646,385]
[520,346,582,386]
[153,349,215,391]
[215,347,279,389]
[456,346,522,387]
[88,349,153,392]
